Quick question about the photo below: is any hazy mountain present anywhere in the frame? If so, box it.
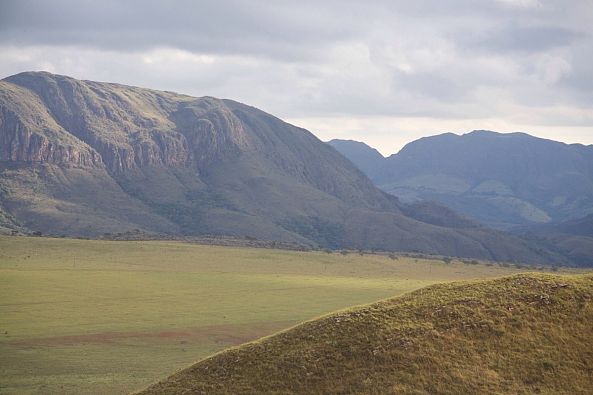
[326,139,384,177]
[517,214,593,267]
[0,72,563,263]
[139,273,593,394]
[331,132,593,230]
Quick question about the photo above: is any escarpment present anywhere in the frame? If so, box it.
[0,81,102,167]
[1,72,253,173]
[0,123,102,167]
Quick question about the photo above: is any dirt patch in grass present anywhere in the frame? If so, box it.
[8,321,297,348]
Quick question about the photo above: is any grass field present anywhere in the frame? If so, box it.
[0,236,571,394]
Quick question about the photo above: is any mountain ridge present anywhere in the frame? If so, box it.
[0,72,566,263]
[330,131,593,229]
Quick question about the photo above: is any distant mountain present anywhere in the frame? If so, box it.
[518,214,593,267]
[0,72,561,264]
[534,213,593,238]
[139,273,593,394]
[331,131,593,230]
[327,139,384,177]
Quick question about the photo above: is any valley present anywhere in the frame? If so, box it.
[0,236,546,394]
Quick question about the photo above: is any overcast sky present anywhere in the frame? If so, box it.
[1,0,591,155]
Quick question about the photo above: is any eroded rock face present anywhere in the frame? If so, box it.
[0,126,102,166]
[173,100,253,168]
[0,93,102,167]
[87,130,193,172]
[1,72,252,173]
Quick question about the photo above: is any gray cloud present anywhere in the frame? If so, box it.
[461,25,586,53]
[0,0,360,60]
[0,0,591,153]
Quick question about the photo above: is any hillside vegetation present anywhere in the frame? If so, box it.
[140,273,593,395]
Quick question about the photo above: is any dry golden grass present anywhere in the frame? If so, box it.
[139,273,593,395]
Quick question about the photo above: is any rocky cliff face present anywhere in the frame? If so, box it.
[0,124,101,167]
[2,72,256,174]
[172,99,253,168]
[0,80,103,167]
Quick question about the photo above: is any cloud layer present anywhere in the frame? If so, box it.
[1,0,591,154]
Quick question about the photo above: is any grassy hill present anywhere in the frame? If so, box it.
[139,273,593,395]
[0,236,541,394]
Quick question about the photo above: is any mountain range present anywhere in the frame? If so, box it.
[329,132,593,229]
[0,72,566,264]
[329,133,593,266]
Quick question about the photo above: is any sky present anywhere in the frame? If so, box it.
[1,0,592,155]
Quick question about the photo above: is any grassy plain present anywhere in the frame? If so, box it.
[0,236,569,394]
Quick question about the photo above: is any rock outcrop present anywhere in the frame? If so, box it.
[0,81,102,167]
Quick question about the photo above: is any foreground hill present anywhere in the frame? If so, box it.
[0,72,557,262]
[139,273,593,394]
[329,132,593,230]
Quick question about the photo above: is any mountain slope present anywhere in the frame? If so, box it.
[518,214,593,267]
[0,72,561,263]
[532,213,593,238]
[327,139,385,176]
[138,273,593,394]
[331,131,593,230]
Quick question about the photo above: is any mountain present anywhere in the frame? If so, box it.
[330,131,593,230]
[517,214,593,267]
[533,213,593,238]
[326,139,384,177]
[138,273,593,394]
[0,72,564,263]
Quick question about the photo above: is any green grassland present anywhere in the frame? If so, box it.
[0,237,575,394]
